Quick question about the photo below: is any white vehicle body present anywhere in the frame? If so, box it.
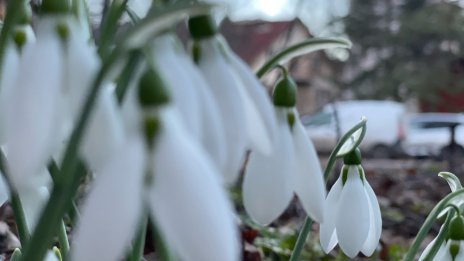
[401,113,464,158]
[302,100,406,157]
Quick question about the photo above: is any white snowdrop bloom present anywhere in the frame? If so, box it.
[5,20,62,189]
[0,24,36,144]
[148,107,239,261]
[190,15,278,183]
[81,85,125,172]
[320,161,382,258]
[4,14,100,189]
[151,33,227,170]
[72,68,239,261]
[420,212,464,260]
[151,35,202,140]
[243,106,325,225]
[420,240,464,261]
[243,72,325,225]
[419,236,448,261]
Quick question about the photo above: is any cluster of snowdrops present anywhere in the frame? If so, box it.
[0,0,462,261]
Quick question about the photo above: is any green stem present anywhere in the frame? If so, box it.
[289,119,367,261]
[58,221,70,258]
[256,38,351,78]
[128,216,148,261]
[0,151,30,246]
[288,219,313,261]
[10,193,30,246]
[422,210,454,261]
[97,0,129,59]
[403,188,464,261]
[20,163,85,261]
[116,50,143,103]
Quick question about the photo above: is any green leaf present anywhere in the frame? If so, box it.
[257,38,352,78]
[121,2,213,50]
[439,172,462,192]
[336,117,367,157]
[438,172,464,219]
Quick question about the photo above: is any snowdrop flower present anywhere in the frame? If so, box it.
[420,213,464,261]
[243,72,326,225]
[151,33,227,173]
[71,67,239,261]
[5,19,62,189]
[5,9,99,189]
[320,149,382,258]
[189,15,278,183]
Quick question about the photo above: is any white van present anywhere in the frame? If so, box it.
[301,100,406,158]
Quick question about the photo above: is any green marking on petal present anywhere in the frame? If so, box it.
[143,115,160,149]
[341,165,349,186]
[449,240,460,260]
[13,30,26,51]
[287,111,296,130]
[55,23,69,42]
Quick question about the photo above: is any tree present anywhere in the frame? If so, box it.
[342,0,464,110]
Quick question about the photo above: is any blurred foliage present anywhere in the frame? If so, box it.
[342,0,464,107]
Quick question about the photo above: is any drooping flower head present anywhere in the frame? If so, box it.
[72,65,240,261]
[420,213,464,261]
[320,148,382,258]
[188,15,278,184]
[243,69,326,225]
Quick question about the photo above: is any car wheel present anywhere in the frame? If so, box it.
[369,145,391,159]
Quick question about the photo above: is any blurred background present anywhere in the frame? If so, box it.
[218,0,464,260]
[1,0,464,260]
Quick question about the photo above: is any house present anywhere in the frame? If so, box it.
[219,18,343,116]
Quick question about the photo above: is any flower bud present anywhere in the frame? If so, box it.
[343,148,362,165]
[188,15,218,40]
[138,68,171,108]
[272,74,297,107]
[41,0,71,14]
[449,215,464,241]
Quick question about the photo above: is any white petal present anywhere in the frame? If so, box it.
[225,42,277,154]
[0,174,9,206]
[71,137,145,261]
[45,250,59,261]
[152,35,202,140]
[6,33,62,189]
[176,45,227,170]
[81,86,125,172]
[419,238,447,261]
[198,38,248,183]
[292,118,326,223]
[128,0,151,18]
[243,108,295,225]
[64,27,100,121]
[335,166,370,258]
[361,172,382,256]
[18,184,50,232]
[148,107,240,261]
[0,43,20,144]
[120,80,143,136]
[320,177,342,253]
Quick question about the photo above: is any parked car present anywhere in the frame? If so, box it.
[400,113,464,158]
[301,100,406,158]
